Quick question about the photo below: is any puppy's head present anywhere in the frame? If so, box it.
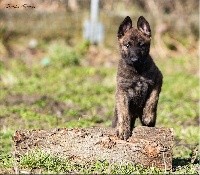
[118,16,151,66]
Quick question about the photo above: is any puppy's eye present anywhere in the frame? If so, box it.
[124,42,131,48]
[125,44,129,48]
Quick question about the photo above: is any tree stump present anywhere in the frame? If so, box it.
[13,126,173,170]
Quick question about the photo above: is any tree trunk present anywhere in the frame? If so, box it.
[13,126,173,170]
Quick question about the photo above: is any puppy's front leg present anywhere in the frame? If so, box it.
[115,90,131,140]
[141,77,162,126]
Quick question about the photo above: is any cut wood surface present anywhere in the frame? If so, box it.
[13,126,174,170]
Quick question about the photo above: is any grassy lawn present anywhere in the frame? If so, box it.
[0,41,199,174]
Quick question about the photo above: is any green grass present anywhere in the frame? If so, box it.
[0,41,199,174]
[1,150,198,174]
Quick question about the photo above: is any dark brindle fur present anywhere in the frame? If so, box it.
[112,16,163,140]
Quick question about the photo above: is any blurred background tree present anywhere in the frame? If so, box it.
[0,0,198,61]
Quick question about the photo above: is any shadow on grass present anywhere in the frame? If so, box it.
[172,157,199,170]
[173,158,191,168]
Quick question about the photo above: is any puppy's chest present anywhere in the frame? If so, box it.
[128,80,148,97]
[118,76,154,106]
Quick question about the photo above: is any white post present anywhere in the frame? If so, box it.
[83,0,104,44]
[90,0,99,44]
[91,0,99,23]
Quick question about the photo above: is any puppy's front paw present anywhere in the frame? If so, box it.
[116,127,131,140]
[142,113,156,127]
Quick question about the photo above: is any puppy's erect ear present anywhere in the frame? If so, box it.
[118,16,132,38]
[137,16,151,37]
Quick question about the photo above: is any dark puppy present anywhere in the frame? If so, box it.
[112,16,163,140]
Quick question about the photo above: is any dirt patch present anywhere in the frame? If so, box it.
[1,94,75,117]
[181,117,199,127]
[2,94,41,106]
[35,95,74,117]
